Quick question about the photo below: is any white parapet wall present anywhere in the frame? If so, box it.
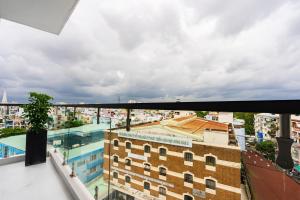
[49,150,94,200]
[0,154,25,166]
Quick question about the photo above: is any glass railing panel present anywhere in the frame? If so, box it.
[47,108,119,199]
[102,111,300,200]
[0,127,26,160]
[2,104,300,200]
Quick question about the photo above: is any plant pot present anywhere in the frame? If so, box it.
[25,129,47,166]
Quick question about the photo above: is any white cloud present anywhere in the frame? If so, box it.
[0,0,300,103]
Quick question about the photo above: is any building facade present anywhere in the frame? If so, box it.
[103,117,241,200]
[254,113,279,141]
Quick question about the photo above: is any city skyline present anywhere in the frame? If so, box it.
[1,0,300,103]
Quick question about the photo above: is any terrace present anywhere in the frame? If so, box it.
[1,101,300,200]
[1,1,300,199]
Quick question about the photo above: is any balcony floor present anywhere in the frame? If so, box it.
[0,158,73,200]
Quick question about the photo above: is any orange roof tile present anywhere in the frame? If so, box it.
[173,115,195,122]
[168,118,228,134]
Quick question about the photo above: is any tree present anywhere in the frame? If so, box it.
[22,92,53,132]
[0,128,26,138]
[267,122,279,138]
[255,141,276,161]
[63,120,84,128]
[196,111,209,118]
[234,112,255,135]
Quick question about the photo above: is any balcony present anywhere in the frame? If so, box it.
[0,157,73,200]
[1,101,300,200]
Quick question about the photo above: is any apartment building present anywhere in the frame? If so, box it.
[254,113,279,141]
[103,116,241,200]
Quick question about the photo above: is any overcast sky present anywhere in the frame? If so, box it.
[1,0,300,103]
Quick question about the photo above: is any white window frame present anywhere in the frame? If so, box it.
[159,185,167,199]
[183,151,194,166]
[183,193,194,200]
[183,172,194,188]
[204,153,217,171]
[113,154,119,167]
[125,140,132,152]
[125,157,132,170]
[143,143,152,157]
[204,176,217,195]
[143,162,151,176]
[158,146,168,160]
[113,139,119,150]
[158,165,167,180]
[143,181,151,194]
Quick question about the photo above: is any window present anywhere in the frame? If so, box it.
[206,156,216,166]
[206,179,216,190]
[77,160,85,167]
[113,140,119,147]
[113,156,118,163]
[184,173,193,183]
[113,172,118,179]
[144,182,150,190]
[125,176,131,183]
[159,148,167,156]
[184,152,193,162]
[144,145,151,153]
[90,167,97,173]
[126,142,131,149]
[159,187,166,196]
[90,154,97,161]
[125,158,131,166]
[144,163,151,172]
[184,195,193,200]
[159,167,167,176]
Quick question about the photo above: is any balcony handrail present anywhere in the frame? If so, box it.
[1,100,300,113]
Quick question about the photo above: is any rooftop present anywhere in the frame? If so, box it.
[242,151,300,200]
[64,140,104,160]
[0,135,26,151]
[131,116,228,136]
[0,158,73,200]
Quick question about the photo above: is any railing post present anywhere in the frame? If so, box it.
[97,108,100,124]
[70,162,76,177]
[6,105,9,115]
[126,108,131,132]
[107,127,112,200]
[62,151,67,165]
[94,186,98,200]
[276,114,294,169]
[73,107,76,120]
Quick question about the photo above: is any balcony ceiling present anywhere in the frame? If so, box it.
[0,0,79,34]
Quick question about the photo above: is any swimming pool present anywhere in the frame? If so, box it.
[0,143,25,159]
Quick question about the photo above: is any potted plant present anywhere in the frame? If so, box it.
[23,92,53,166]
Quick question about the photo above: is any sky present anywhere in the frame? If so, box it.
[1,0,300,103]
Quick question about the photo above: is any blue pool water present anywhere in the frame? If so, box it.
[0,143,25,159]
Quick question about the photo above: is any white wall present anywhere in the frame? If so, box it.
[203,131,228,146]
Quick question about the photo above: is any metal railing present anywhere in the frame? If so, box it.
[1,101,300,200]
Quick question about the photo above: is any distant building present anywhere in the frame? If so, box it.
[205,112,245,151]
[1,90,7,104]
[173,110,196,119]
[254,113,279,142]
[233,119,246,151]
[103,116,241,200]
[1,90,8,116]
[254,113,300,165]
[67,141,104,183]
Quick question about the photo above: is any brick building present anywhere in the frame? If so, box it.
[103,116,241,200]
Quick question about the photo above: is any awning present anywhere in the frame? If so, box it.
[0,0,79,34]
